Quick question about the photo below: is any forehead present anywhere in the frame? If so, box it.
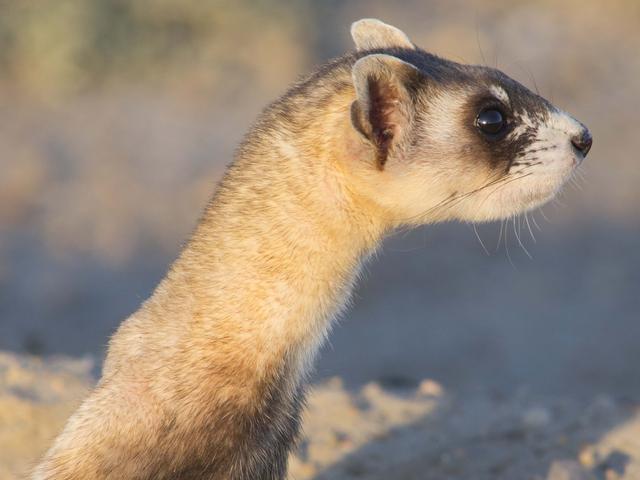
[469,66,554,121]
[387,48,554,122]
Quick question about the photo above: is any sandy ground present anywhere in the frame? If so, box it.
[2,352,639,480]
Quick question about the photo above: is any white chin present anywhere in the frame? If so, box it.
[466,178,568,222]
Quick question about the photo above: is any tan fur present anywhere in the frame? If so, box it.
[34,19,588,480]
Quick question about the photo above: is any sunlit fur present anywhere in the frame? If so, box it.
[34,19,589,480]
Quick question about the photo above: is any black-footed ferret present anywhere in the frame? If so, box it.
[34,18,591,480]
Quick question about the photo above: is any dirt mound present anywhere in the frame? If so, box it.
[0,352,92,479]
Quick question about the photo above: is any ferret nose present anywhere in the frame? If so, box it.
[571,128,593,157]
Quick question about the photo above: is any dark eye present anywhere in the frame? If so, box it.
[476,109,505,135]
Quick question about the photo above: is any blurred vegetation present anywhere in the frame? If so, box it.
[0,0,318,99]
[1,0,639,101]
[0,0,638,101]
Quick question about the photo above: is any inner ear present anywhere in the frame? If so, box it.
[363,77,404,168]
[351,54,420,169]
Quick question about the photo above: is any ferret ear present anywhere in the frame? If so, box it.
[351,54,420,169]
[350,18,416,52]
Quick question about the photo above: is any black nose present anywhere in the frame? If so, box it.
[571,129,593,157]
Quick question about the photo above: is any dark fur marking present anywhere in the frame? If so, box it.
[252,44,553,178]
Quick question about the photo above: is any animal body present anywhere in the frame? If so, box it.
[34,18,592,480]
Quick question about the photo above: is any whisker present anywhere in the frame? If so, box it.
[539,207,551,223]
[496,219,505,252]
[513,216,532,259]
[530,211,542,231]
[475,13,488,67]
[529,67,540,96]
[524,211,536,243]
[504,216,515,268]
[574,167,588,188]
[553,196,567,209]
[515,61,541,96]
[472,223,490,255]
[569,176,584,191]
[493,40,500,69]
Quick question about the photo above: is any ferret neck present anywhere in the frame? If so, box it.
[171,110,385,384]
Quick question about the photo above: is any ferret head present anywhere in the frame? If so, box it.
[346,19,592,225]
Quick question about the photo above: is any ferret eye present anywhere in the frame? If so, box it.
[476,109,505,135]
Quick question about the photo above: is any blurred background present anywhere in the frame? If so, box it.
[1,0,639,422]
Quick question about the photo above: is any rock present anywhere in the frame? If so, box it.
[546,460,591,480]
[418,379,444,397]
[604,468,622,480]
[578,445,598,469]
